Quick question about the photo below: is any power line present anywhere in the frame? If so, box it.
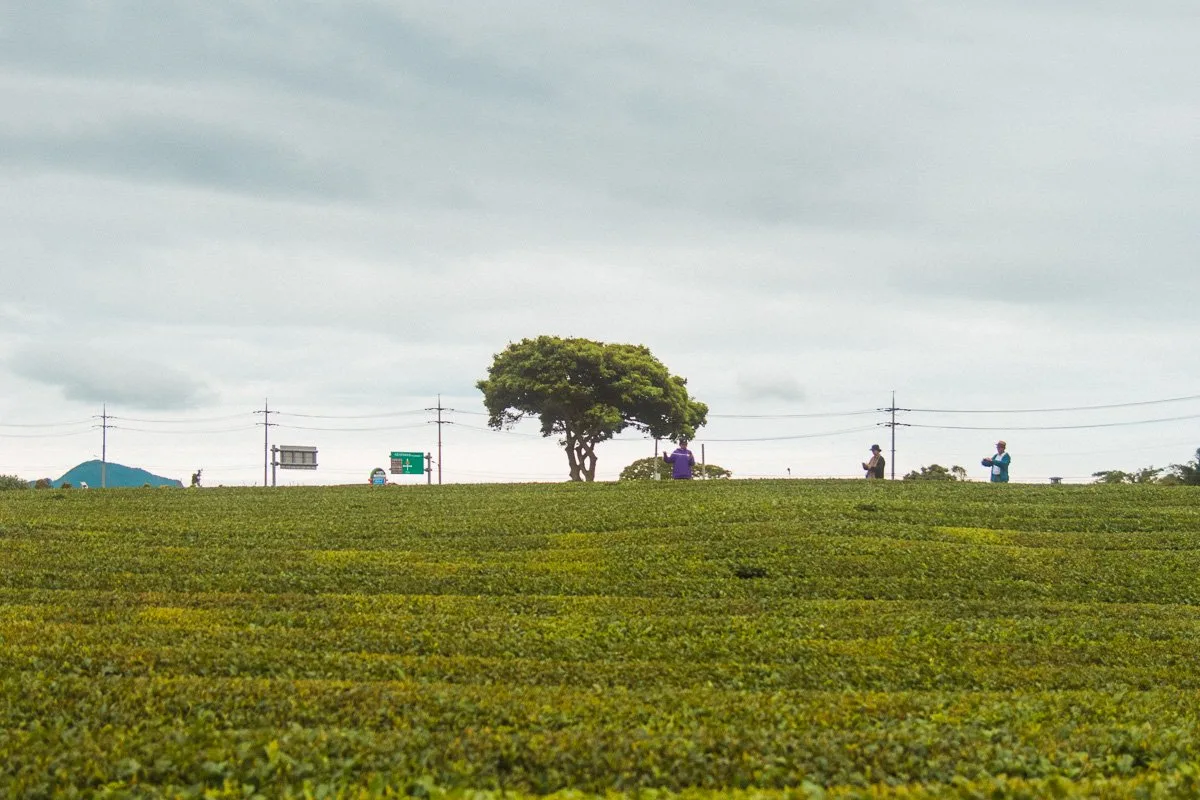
[691,425,879,443]
[3,390,1200,429]
[114,425,257,435]
[0,418,93,428]
[710,409,878,419]
[4,389,1200,487]
[908,393,1200,414]
[109,413,250,424]
[907,412,1200,432]
[274,423,428,432]
[458,420,887,444]
[274,410,426,419]
[0,429,93,439]
[454,421,544,438]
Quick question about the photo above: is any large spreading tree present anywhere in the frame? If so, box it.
[477,336,708,481]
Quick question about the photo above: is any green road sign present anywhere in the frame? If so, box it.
[389,451,424,475]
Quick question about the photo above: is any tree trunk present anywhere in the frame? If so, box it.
[564,431,583,481]
[563,428,598,481]
[580,439,598,481]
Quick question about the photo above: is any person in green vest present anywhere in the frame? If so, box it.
[982,440,1011,482]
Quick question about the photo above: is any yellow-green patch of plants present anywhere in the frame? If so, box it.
[2,480,1200,796]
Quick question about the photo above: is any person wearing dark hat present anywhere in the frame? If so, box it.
[982,440,1011,483]
[862,444,885,479]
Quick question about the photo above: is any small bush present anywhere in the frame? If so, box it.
[619,456,733,481]
[0,474,29,491]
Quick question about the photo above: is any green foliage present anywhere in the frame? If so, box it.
[477,336,707,481]
[33,478,52,490]
[0,474,29,491]
[1130,466,1164,484]
[1092,467,1165,484]
[619,455,673,480]
[619,456,732,481]
[694,462,731,480]
[902,463,967,481]
[1093,448,1200,485]
[1168,448,1200,486]
[3,481,1200,795]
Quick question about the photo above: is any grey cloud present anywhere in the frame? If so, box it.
[1,118,371,200]
[736,374,807,404]
[0,0,1197,477]
[2,1,926,227]
[1,2,558,109]
[9,344,217,410]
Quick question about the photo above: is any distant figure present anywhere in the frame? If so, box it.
[191,469,203,488]
[862,444,886,479]
[662,439,696,480]
[982,440,1011,483]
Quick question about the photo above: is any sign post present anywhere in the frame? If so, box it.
[390,451,425,476]
[271,445,318,487]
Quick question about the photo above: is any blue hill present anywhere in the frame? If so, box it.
[41,460,182,489]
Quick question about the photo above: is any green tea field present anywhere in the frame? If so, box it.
[3,480,1200,798]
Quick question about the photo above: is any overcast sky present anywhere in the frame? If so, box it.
[2,1,1199,485]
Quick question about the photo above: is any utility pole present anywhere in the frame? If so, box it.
[878,391,910,480]
[425,395,453,485]
[94,403,111,488]
[890,394,897,480]
[254,399,276,487]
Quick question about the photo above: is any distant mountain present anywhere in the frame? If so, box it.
[37,460,183,489]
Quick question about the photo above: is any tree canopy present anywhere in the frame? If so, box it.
[1091,467,1164,485]
[1169,448,1200,486]
[0,474,28,491]
[477,336,708,481]
[902,464,967,482]
[1090,449,1200,485]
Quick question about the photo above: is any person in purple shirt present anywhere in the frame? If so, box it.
[662,438,696,480]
